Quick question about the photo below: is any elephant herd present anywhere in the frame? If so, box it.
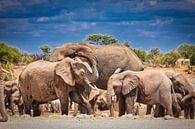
[0,43,195,122]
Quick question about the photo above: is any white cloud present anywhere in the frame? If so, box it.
[149,0,157,6]
[150,18,173,26]
[192,0,195,4]
[37,17,50,22]
[36,10,75,23]
[136,29,157,38]
[68,22,96,32]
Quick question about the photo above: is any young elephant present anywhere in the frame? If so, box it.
[107,70,173,118]
[19,57,98,116]
[4,80,24,115]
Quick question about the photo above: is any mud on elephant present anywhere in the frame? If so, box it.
[0,83,8,122]
[107,70,173,118]
[19,57,98,116]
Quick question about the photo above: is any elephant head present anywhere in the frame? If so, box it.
[107,71,139,106]
[49,43,99,84]
[55,57,98,90]
[165,72,195,101]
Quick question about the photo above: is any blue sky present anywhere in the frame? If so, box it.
[0,0,195,54]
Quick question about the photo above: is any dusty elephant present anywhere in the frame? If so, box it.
[0,83,8,122]
[107,70,173,117]
[0,64,8,122]
[19,57,97,116]
[147,93,183,118]
[165,71,195,119]
[49,43,144,113]
[4,80,24,115]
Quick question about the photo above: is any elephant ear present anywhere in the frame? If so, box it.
[55,58,75,86]
[122,75,139,95]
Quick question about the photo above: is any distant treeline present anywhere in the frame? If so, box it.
[0,34,195,69]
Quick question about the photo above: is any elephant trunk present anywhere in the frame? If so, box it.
[107,80,116,117]
[76,52,99,83]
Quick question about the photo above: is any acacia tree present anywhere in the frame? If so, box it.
[85,34,118,45]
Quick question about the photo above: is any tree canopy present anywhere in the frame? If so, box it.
[177,44,195,65]
[85,34,118,45]
[0,43,21,65]
[40,45,51,55]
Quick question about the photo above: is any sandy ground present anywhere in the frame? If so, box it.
[1,114,195,129]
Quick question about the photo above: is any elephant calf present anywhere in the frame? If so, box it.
[107,70,173,118]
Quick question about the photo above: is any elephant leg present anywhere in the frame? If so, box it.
[59,95,69,115]
[125,95,135,115]
[0,85,8,122]
[146,104,153,115]
[18,104,24,115]
[24,103,31,115]
[156,104,165,117]
[54,87,69,115]
[190,104,194,119]
[160,92,173,116]
[32,100,41,117]
[119,94,125,116]
[10,100,15,116]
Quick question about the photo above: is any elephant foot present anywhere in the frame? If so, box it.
[164,115,174,120]
[0,116,8,122]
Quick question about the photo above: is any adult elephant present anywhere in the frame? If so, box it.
[0,83,8,122]
[0,64,8,122]
[165,71,195,119]
[19,57,97,116]
[4,80,24,115]
[49,43,144,114]
[146,71,195,119]
[107,70,173,118]
[49,43,144,90]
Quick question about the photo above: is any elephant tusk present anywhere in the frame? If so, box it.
[88,83,99,91]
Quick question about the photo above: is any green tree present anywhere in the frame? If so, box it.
[133,49,148,62]
[0,42,21,65]
[148,48,160,59]
[177,43,195,65]
[162,51,181,66]
[85,34,118,45]
[40,45,51,55]
[123,41,131,48]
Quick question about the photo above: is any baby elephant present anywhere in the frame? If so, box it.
[107,70,173,118]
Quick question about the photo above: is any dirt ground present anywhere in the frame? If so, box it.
[1,114,195,129]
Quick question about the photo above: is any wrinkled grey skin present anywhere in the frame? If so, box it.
[107,70,173,117]
[49,43,144,113]
[147,93,183,118]
[4,80,24,116]
[49,43,144,90]
[165,72,195,119]
[0,64,8,122]
[0,83,8,122]
[19,57,95,116]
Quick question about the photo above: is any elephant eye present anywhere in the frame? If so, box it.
[80,69,85,75]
